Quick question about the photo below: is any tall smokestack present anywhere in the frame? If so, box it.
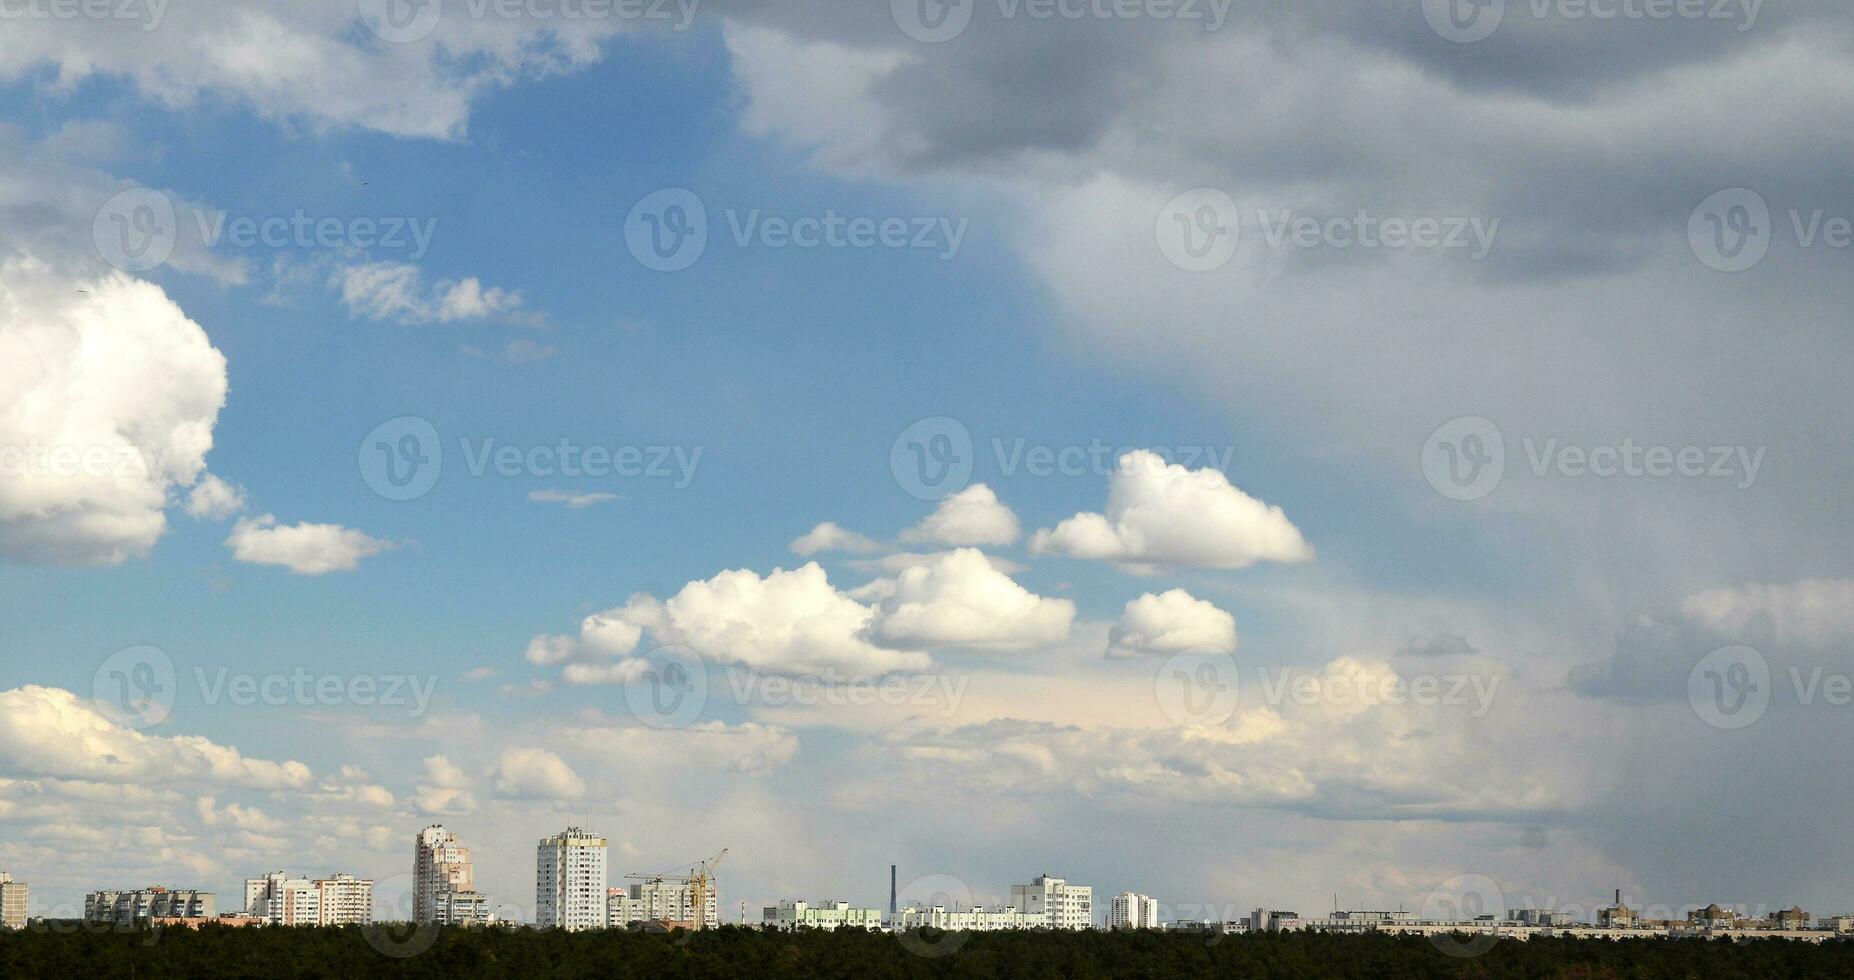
[890,865,897,916]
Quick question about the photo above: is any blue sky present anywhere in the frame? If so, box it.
[4,1,1853,930]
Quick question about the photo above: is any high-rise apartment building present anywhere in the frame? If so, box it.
[536,827,607,931]
[1109,891,1160,929]
[0,872,26,930]
[1012,875,1093,930]
[414,825,491,925]
[244,872,373,926]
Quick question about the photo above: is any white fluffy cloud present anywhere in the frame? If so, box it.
[0,686,312,790]
[224,514,394,574]
[185,474,245,519]
[491,746,585,801]
[789,520,881,556]
[415,754,480,815]
[330,261,529,325]
[1108,588,1238,657]
[621,563,932,675]
[0,267,227,564]
[1031,450,1312,571]
[900,483,1020,547]
[865,548,1075,650]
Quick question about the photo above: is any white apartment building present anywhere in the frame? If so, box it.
[537,827,608,931]
[762,900,883,931]
[246,872,374,926]
[414,825,490,925]
[893,905,1034,931]
[0,872,26,930]
[84,888,215,926]
[613,878,720,930]
[1012,875,1093,930]
[1108,891,1160,930]
[246,873,319,926]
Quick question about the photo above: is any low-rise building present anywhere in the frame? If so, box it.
[1248,909,1303,932]
[0,872,27,930]
[893,905,1035,931]
[1820,914,1854,934]
[761,900,883,931]
[85,887,215,927]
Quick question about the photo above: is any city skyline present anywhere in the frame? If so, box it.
[4,0,1854,942]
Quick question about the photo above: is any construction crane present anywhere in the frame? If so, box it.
[625,848,728,931]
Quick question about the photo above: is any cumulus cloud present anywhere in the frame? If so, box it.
[491,747,585,801]
[0,686,312,790]
[899,484,1020,547]
[789,520,881,556]
[415,754,479,815]
[1030,450,1313,571]
[530,563,931,679]
[0,268,227,564]
[1107,588,1238,657]
[224,514,393,574]
[330,261,529,325]
[865,548,1074,651]
[185,474,245,520]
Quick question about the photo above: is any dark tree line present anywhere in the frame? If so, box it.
[4,923,1854,979]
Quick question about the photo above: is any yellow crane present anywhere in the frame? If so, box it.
[625,848,728,930]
